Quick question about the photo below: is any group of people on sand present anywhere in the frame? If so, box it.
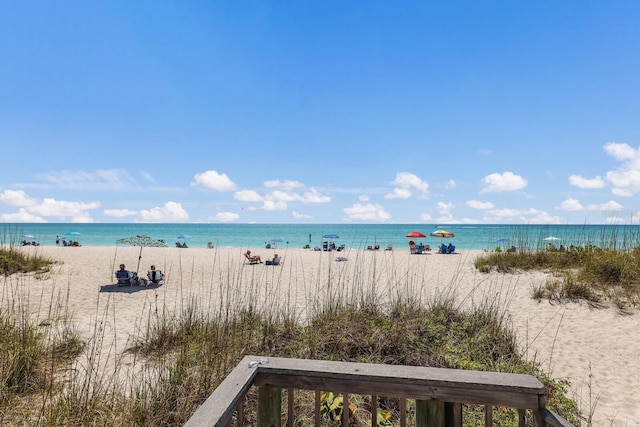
[55,235,81,247]
[244,250,281,265]
[116,264,165,286]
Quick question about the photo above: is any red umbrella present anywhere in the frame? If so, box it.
[405,231,426,238]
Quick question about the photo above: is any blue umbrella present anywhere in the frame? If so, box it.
[177,234,192,240]
[322,234,339,239]
[495,238,510,243]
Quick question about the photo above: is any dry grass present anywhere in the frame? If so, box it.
[0,245,580,426]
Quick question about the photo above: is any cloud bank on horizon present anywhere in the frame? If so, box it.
[0,142,634,224]
[1,2,639,224]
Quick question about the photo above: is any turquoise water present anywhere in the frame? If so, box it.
[4,223,640,251]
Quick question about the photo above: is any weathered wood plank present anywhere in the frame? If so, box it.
[257,385,281,427]
[540,408,575,427]
[185,355,258,427]
[250,356,544,408]
[185,356,568,427]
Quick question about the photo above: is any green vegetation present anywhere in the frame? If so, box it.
[475,246,640,308]
[0,245,55,276]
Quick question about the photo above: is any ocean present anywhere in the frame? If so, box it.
[4,223,640,251]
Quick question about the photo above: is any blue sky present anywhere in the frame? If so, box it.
[1,1,640,224]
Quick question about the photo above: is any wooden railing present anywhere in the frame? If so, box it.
[185,355,574,427]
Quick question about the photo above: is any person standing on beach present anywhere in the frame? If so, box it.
[56,235,60,245]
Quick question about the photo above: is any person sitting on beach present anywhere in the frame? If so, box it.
[147,265,164,284]
[207,241,214,249]
[116,264,147,286]
[244,250,262,264]
[265,254,281,265]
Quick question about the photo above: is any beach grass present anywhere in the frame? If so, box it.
[475,245,640,308]
[0,246,581,426]
[0,245,55,277]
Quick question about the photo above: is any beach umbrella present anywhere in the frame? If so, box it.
[117,235,167,273]
[322,234,339,239]
[429,229,455,239]
[23,234,35,239]
[495,238,510,243]
[66,231,81,236]
[405,231,426,238]
[543,236,560,241]
[177,234,192,240]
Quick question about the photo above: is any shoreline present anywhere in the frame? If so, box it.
[5,245,640,425]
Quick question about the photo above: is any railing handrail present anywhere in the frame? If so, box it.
[185,355,572,426]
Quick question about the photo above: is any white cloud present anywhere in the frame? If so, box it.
[602,142,640,196]
[343,203,392,221]
[445,179,456,189]
[557,198,583,211]
[385,172,429,199]
[437,202,454,215]
[29,198,100,218]
[480,172,527,194]
[420,213,432,221]
[213,212,239,222]
[39,169,138,190]
[300,188,331,203]
[292,211,312,219]
[138,201,189,222]
[466,200,494,210]
[0,190,38,207]
[0,190,100,221]
[384,188,412,199]
[264,180,304,190]
[191,170,237,191]
[484,208,562,224]
[234,190,263,202]
[569,175,606,189]
[604,142,637,161]
[268,190,299,203]
[0,208,46,222]
[104,208,137,217]
[558,198,623,212]
[262,200,288,211]
[359,195,370,202]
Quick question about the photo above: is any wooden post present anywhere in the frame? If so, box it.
[416,400,445,427]
[257,385,282,427]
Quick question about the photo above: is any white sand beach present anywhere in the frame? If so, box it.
[4,245,639,426]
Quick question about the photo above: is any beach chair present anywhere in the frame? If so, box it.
[265,256,282,266]
[438,244,447,254]
[244,252,261,264]
[446,244,455,254]
[115,270,133,286]
[147,269,165,284]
